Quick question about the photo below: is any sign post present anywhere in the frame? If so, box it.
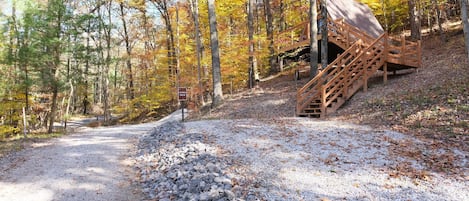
[178,87,187,122]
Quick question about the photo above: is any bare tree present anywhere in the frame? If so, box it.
[103,0,112,123]
[432,0,446,42]
[320,0,328,69]
[309,0,319,79]
[408,0,421,40]
[150,0,176,80]
[462,0,469,61]
[264,0,276,74]
[119,2,134,99]
[207,0,223,107]
[248,0,256,88]
[189,0,205,105]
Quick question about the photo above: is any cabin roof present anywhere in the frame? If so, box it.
[327,0,384,38]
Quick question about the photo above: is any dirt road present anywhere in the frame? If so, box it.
[0,120,159,201]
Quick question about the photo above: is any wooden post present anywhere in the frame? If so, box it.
[343,62,349,99]
[296,90,301,116]
[22,107,27,138]
[383,63,388,85]
[363,53,368,92]
[346,25,350,48]
[279,56,284,72]
[401,35,406,64]
[290,31,294,45]
[181,101,184,122]
[384,33,388,85]
[321,85,326,118]
[363,76,368,92]
[418,40,422,67]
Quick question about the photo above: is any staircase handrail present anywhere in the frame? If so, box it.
[324,33,386,90]
[322,33,387,107]
[296,40,364,113]
[332,18,376,46]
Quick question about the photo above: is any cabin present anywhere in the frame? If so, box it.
[275,0,421,118]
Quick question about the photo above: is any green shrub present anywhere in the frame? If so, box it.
[0,125,20,140]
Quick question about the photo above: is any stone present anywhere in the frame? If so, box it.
[215,177,231,185]
[224,190,236,200]
[199,192,210,201]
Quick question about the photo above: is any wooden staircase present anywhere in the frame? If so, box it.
[276,18,422,118]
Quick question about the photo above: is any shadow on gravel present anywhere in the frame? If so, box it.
[0,123,153,201]
[176,119,468,200]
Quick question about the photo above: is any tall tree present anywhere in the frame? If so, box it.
[103,0,112,123]
[248,0,256,88]
[320,0,328,69]
[189,0,204,105]
[150,0,176,81]
[309,0,318,79]
[462,0,469,61]
[264,0,276,74]
[207,0,223,106]
[432,0,445,42]
[45,0,66,133]
[119,2,135,99]
[408,0,421,40]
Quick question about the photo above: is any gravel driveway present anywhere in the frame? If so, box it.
[0,119,159,201]
[136,114,468,200]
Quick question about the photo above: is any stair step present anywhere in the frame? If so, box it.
[298,113,322,118]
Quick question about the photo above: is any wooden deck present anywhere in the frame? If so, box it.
[276,18,422,118]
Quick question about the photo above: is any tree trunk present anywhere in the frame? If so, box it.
[151,0,176,82]
[461,0,469,61]
[433,0,446,42]
[408,0,421,40]
[47,0,64,134]
[320,0,328,69]
[84,19,91,115]
[189,0,205,105]
[381,0,389,32]
[207,0,223,107]
[248,0,256,88]
[309,0,319,79]
[48,86,58,133]
[279,0,286,31]
[176,3,181,90]
[120,2,134,99]
[264,0,276,74]
[103,0,112,123]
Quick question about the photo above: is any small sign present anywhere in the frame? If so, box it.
[178,87,187,101]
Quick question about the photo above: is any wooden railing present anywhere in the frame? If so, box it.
[276,21,310,52]
[387,36,422,67]
[278,18,422,117]
[296,40,364,115]
[330,19,376,49]
[297,33,387,117]
[276,18,421,68]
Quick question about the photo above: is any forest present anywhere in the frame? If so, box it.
[0,0,466,138]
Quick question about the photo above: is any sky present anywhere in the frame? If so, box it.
[0,0,26,17]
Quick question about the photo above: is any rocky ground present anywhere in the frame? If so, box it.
[135,113,468,200]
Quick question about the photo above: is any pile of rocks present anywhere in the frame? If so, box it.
[134,121,237,200]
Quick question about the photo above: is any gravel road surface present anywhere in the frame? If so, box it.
[136,115,468,201]
[0,119,160,201]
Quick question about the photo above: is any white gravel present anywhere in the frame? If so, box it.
[1,111,467,201]
[0,120,160,201]
[136,112,468,200]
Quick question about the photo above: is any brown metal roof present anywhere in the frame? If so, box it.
[327,0,384,38]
